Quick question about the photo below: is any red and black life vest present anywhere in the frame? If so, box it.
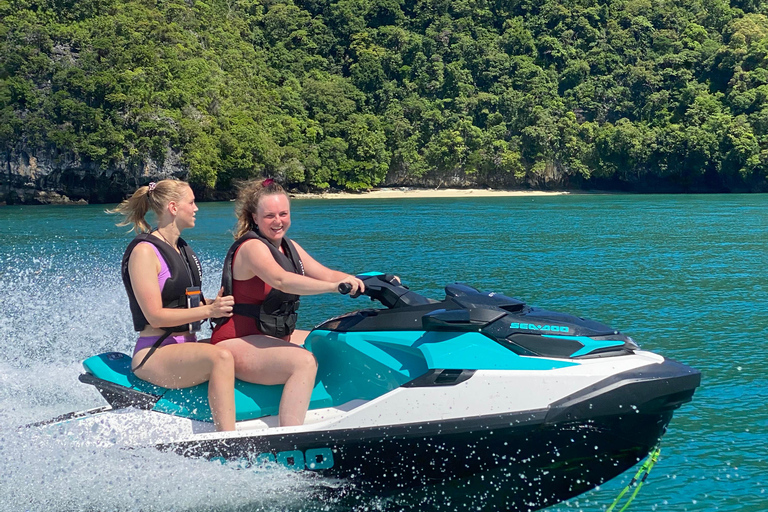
[219,229,304,338]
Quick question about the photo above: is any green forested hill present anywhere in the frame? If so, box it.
[2,0,768,197]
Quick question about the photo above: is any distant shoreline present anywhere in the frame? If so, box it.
[0,187,582,207]
[290,187,572,200]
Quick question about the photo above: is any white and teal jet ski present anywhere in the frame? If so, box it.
[40,273,700,511]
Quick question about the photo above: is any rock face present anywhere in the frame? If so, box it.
[0,148,582,206]
[1,149,188,205]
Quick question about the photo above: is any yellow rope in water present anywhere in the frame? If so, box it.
[606,446,661,512]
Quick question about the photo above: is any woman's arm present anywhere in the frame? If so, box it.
[129,244,233,329]
[235,239,362,295]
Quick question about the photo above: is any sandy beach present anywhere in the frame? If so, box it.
[290,187,570,200]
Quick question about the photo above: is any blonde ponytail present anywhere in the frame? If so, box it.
[107,179,190,233]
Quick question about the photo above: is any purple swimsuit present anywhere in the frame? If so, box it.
[132,242,197,356]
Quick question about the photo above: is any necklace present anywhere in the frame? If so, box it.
[154,229,178,251]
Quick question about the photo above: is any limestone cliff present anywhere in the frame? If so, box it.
[2,149,187,205]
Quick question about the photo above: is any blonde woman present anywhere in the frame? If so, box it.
[110,179,236,431]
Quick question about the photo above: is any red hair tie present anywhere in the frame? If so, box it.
[262,178,274,186]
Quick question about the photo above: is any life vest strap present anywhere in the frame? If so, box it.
[131,330,174,372]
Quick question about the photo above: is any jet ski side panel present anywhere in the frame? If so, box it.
[306,329,577,408]
[156,379,333,422]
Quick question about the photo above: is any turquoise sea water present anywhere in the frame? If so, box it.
[0,193,765,511]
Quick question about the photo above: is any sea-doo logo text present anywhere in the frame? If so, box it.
[511,322,570,333]
[214,447,334,471]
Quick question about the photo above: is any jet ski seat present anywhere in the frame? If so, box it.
[82,352,333,423]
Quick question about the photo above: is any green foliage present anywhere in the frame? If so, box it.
[2,0,768,193]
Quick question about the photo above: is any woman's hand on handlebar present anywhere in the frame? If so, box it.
[209,287,235,318]
[337,276,365,296]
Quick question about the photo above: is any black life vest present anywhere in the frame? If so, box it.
[121,233,203,332]
[219,229,305,338]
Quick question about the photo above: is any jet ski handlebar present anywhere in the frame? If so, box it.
[351,273,434,309]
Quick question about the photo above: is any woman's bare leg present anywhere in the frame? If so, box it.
[216,336,317,426]
[133,344,236,431]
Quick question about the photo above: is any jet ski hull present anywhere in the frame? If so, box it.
[161,358,698,511]
[166,410,672,510]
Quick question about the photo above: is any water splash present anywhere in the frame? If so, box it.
[1,426,325,512]
[0,231,334,512]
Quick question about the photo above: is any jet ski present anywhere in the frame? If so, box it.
[37,273,700,511]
